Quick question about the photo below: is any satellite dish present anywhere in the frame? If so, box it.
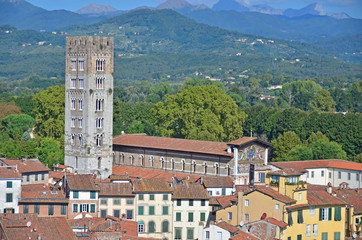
[59,182,63,187]
[239,221,244,227]
[26,221,31,227]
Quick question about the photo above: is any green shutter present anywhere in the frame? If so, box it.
[61,205,66,215]
[200,212,206,221]
[138,206,144,215]
[48,205,54,215]
[334,207,341,221]
[24,205,28,213]
[35,205,40,214]
[90,204,95,213]
[149,206,155,215]
[188,212,194,222]
[288,212,293,226]
[297,235,302,240]
[73,204,78,213]
[176,212,181,221]
[187,228,194,240]
[298,210,304,223]
[328,208,332,221]
[319,208,323,221]
[175,228,182,239]
[334,232,340,240]
[163,206,168,215]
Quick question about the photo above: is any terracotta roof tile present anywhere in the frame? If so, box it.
[201,175,234,188]
[1,158,50,173]
[334,188,362,214]
[99,182,134,197]
[20,184,67,203]
[215,220,239,233]
[0,213,76,240]
[248,185,296,204]
[132,178,172,193]
[0,166,21,178]
[230,230,261,240]
[272,159,362,172]
[49,171,74,180]
[113,134,232,157]
[66,174,99,191]
[172,181,209,199]
[307,187,346,206]
[268,168,306,176]
[210,194,238,208]
[228,137,272,147]
[263,217,288,228]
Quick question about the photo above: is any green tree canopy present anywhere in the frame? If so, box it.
[271,131,301,161]
[152,85,247,142]
[33,85,65,144]
[1,114,36,141]
[309,89,336,112]
[37,137,64,166]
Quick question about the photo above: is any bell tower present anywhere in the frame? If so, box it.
[64,36,113,179]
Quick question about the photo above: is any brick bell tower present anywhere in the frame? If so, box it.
[64,36,113,179]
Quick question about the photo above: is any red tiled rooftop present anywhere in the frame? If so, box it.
[216,220,239,233]
[307,187,346,206]
[1,158,50,173]
[0,213,76,240]
[268,168,306,176]
[172,181,209,199]
[113,134,232,157]
[132,178,172,193]
[334,188,362,214]
[230,230,261,240]
[210,194,237,208]
[272,159,362,172]
[0,166,21,178]
[263,217,288,228]
[20,184,67,203]
[250,185,297,204]
[66,174,99,191]
[201,175,234,188]
[99,182,134,197]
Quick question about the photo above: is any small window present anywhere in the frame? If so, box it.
[126,199,134,205]
[114,210,120,218]
[245,214,249,222]
[61,205,66,215]
[187,228,194,240]
[6,193,12,202]
[79,59,84,71]
[163,194,168,200]
[228,212,232,220]
[329,172,332,178]
[313,224,318,237]
[357,173,360,181]
[100,199,107,205]
[162,206,168,215]
[276,204,280,210]
[73,191,79,199]
[79,78,84,89]
[73,204,78,213]
[245,199,249,206]
[222,188,226,196]
[201,199,206,206]
[148,221,155,233]
[322,232,328,240]
[126,210,133,219]
[139,194,144,200]
[71,60,77,71]
[26,175,30,182]
[138,222,144,233]
[334,232,341,240]
[200,212,206,221]
[162,221,169,233]
[48,205,54,215]
[177,199,181,206]
[299,193,302,200]
[310,206,315,215]
[189,199,194,206]
[311,171,314,178]
[188,212,194,222]
[90,191,96,199]
[321,170,324,177]
[176,212,181,221]
[149,194,155,200]
[71,77,76,89]
[348,172,351,180]
[149,206,155,215]
[34,205,40,214]
[113,199,121,205]
[6,181,12,188]
[90,204,96,213]
[42,173,45,180]
[138,206,144,215]
[101,209,107,218]
[338,171,341,179]
[23,204,29,213]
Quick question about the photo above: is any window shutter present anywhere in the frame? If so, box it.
[319,208,322,221]
[288,212,293,226]
[87,204,89,212]
[335,207,341,221]
[328,208,332,221]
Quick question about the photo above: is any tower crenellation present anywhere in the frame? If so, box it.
[64,36,114,179]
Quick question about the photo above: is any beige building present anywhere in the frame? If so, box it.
[133,178,173,240]
[98,182,135,220]
[172,179,209,240]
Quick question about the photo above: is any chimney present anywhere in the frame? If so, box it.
[327,182,332,194]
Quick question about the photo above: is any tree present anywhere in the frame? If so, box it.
[309,140,347,160]
[37,137,64,166]
[271,131,301,161]
[145,82,175,103]
[309,89,336,112]
[306,131,329,145]
[0,101,21,121]
[153,85,247,142]
[1,114,36,141]
[286,145,313,161]
[33,85,65,144]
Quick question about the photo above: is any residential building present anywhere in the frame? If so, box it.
[0,166,22,213]
[284,184,346,240]
[271,159,362,188]
[0,213,77,240]
[53,163,74,173]
[64,174,100,219]
[133,178,173,239]
[113,134,271,179]
[241,217,287,240]
[18,184,68,217]
[199,176,234,196]
[64,36,114,179]
[98,182,135,220]
[172,180,209,240]
[0,158,50,185]
[198,220,239,240]
[209,195,238,226]
[333,182,362,237]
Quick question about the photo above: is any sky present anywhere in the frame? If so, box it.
[26,0,362,19]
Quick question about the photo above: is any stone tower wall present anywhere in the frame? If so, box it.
[64,36,114,179]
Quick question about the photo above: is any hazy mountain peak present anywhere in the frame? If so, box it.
[212,0,250,12]
[157,0,192,9]
[0,0,25,2]
[76,3,119,14]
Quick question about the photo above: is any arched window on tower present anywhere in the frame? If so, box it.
[226,164,231,176]
[160,157,165,169]
[96,134,102,147]
[75,156,78,168]
[140,155,144,166]
[130,155,134,165]
[149,156,154,167]
[120,153,125,164]
[171,159,175,170]
[204,162,207,174]
[181,159,185,171]
[215,163,219,175]
[191,161,196,173]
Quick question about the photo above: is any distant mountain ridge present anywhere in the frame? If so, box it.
[75,3,123,17]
